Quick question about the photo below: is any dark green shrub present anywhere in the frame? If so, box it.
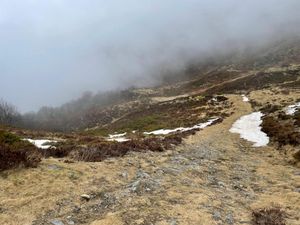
[0,130,41,171]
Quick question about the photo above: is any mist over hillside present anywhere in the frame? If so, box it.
[1,0,300,112]
[2,2,300,224]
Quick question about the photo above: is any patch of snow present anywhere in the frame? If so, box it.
[107,137,130,142]
[107,132,130,142]
[24,139,57,149]
[241,94,249,102]
[285,102,300,115]
[144,118,219,135]
[109,132,127,138]
[229,112,269,147]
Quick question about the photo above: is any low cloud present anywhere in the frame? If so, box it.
[0,0,300,111]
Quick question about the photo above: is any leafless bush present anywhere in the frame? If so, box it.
[0,100,21,126]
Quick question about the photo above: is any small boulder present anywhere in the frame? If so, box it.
[80,194,91,201]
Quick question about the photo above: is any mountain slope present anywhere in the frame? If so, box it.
[1,94,299,225]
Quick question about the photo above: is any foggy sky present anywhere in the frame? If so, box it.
[1,0,300,112]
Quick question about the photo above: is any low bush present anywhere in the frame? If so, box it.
[262,116,300,146]
[41,144,76,158]
[260,104,281,114]
[0,130,42,171]
[293,111,300,126]
[69,137,170,162]
[41,120,217,162]
[252,207,287,225]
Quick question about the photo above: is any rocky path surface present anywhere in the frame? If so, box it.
[2,95,299,225]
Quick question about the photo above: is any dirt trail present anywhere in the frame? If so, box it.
[89,95,299,225]
[1,95,300,225]
[190,72,255,96]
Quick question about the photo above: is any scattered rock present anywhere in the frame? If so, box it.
[294,188,300,193]
[225,213,234,225]
[48,164,63,170]
[217,181,226,188]
[127,170,160,194]
[66,216,75,225]
[99,193,117,209]
[213,211,222,221]
[169,219,177,225]
[66,220,75,225]
[162,167,181,176]
[120,172,128,179]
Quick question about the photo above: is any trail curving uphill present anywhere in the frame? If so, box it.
[88,95,300,225]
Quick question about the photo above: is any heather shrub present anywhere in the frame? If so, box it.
[262,116,300,146]
[252,207,287,225]
[0,130,42,171]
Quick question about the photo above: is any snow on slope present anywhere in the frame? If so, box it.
[241,95,249,102]
[106,118,219,141]
[107,133,130,142]
[144,118,219,135]
[230,112,269,147]
[285,102,300,115]
[25,139,57,149]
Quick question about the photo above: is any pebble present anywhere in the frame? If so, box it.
[50,219,64,225]
[169,219,177,225]
[48,165,62,170]
[66,220,75,225]
[81,194,91,201]
[121,172,128,179]
[225,213,234,225]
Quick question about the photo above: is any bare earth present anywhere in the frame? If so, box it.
[0,94,300,225]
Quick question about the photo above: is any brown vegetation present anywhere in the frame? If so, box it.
[69,136,181,162]
[205,69,299,95]
[261,116,300,146]
[42,127,204,162]
[71,132,187,162]
[43,118,221,162]
[0,130,41,171]
[252,207,287,225]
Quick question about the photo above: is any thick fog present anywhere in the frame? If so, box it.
[0,0,300,112]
